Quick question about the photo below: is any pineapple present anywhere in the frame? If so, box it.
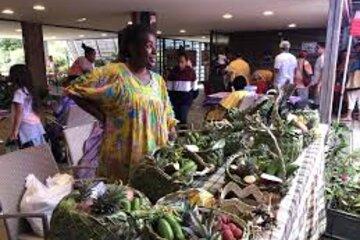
[92,184,126,215]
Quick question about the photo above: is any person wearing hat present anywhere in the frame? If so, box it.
[274,40,297,89]
[224,53,251,91]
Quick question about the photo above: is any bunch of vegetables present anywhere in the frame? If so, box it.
[50,182,151,240]
[182,132,225,166]
[154,146,198,183]
[148,206,247,240]
[75,182,151,215]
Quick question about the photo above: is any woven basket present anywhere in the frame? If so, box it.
[50,184,149,240]
[225,157,279,192]
[129,158,188,203]
[156,188,216,209]
[218,181,257,219]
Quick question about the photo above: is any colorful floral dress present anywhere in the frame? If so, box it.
[67,63,177,181]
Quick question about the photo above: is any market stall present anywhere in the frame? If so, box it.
[44,87,328,240]
[194,125,327,240]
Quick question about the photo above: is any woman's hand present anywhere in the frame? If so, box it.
[168,127,177,142]
[9,130,18,141]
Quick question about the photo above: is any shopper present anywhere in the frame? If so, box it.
[66,24,177,182]
[8,64,46,148]
[66,43,96,85]
[225,53,251,91]
[205,76,249,121]
[342,43,360,121]
[311,42,325,108]
[274,41,297,89]
[251,69,274,94]
[167,53,197,125]
[294,50,313,106]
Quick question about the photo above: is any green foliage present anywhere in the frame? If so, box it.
[0,38,25,75]
[0,39,23,51]
[325,123,360,215]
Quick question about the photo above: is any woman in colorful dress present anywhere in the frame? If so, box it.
[66,25,177,182]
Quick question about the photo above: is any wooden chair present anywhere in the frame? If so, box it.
[0,145,58,240]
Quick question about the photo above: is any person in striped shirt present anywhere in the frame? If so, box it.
[167,53,197,126]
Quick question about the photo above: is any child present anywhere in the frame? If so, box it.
[9,64,45,148]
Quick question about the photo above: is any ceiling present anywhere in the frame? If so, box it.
[0,0,329,36]
[0,21,117,40]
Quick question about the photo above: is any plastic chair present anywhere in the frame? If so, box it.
[63,122,95,167]
[0,145,58,240]
[65,105,96,129]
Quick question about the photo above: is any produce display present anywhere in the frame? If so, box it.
[146,206,248,240]
[49,87,324,240]
[50,182,151,240]
[325,123,360,215]
[129,144,216,203]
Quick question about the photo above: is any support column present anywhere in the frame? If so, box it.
[21,22,47,94]
[131,12,157,31]
[319,0,344,123]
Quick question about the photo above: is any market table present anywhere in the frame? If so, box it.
[194,124,328,240]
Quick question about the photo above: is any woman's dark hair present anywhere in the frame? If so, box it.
[231,76,247,91]
[298,50,308,58]
[9,64,40,113]
[81,43,95,55]
[120,24,155,61]
[317,42,326,49]
[178,52,189,61]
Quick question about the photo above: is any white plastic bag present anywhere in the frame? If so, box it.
[20,173,74,236]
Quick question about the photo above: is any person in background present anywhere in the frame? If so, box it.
[66,43,96,85]
[46,55,56,74]
[251,69,274,94]
[310,42,325,108]
[294,50,313,106]
[206,76,250,121]
[167,53,197,126]
[8,64,46,148]
[224,53,251,91]
[342,43,360,121]
[66,24,177,182]
[274,40,297,89]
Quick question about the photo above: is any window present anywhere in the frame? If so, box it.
[0,21,25,76]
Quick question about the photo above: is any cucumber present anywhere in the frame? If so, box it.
[131,197,140,211]
[120,199,131,212]
[164,214,185,240]
[157,218,174,240]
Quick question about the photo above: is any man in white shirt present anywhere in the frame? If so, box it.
[274,41,297,89]
[311,42,325,107]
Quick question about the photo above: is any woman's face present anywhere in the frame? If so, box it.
[131,33,157,68]
[178,56,187,70]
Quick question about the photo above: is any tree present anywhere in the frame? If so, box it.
[0,39,23,51]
